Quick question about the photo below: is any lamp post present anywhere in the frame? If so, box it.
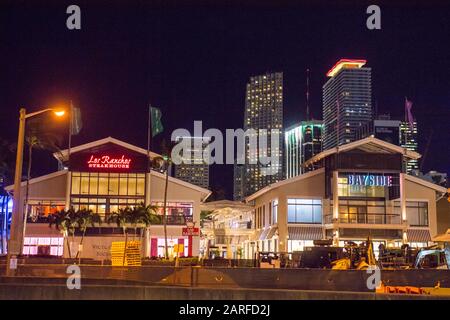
[6,107,65,275]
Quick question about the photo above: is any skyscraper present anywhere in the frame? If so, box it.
[174,136,210,189]
[238,72,284,199]
[285,120,323,179]
[322,59,372,150]
[400,121,419,174]
[233,163,244,201]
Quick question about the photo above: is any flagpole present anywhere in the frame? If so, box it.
[68,100,73,163]
[147,103,152,170]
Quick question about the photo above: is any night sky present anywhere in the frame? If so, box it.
[1,1,449,198]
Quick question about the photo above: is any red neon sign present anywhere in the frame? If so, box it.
[87,155,132,169]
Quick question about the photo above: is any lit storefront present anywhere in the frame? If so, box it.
[6,137,211,259]
[245,137,447,256]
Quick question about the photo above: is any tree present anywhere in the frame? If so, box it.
[133,203,160,238]
[74,208,101,260]
[49,208,77,258]
[107,207,133,266]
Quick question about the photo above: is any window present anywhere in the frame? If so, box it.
[27,201,65,223]
[338,199,396,224]
[272,200,278,224]
[287,199,322,224]
[403,201,428,226]
[151,202,194,225]
[23,237,64,256]
[71,172,145,196]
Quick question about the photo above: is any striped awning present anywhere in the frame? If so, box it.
[288,225,323,240]
[259,228,270,240]
[266,227,278,240]
[407,229,431,242]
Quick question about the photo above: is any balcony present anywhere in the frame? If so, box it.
[27,213,193,226]
[324,213,401,225]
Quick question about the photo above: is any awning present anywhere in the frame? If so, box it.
[266,227,278,239]
[259,228,270,240]
[407,229,431,242]
[288,225,323,240]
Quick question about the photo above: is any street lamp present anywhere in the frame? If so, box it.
[6,107,65,275]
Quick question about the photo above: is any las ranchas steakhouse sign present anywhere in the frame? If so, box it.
[87,155,132,169]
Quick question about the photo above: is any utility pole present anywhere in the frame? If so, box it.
[7,108,26,275]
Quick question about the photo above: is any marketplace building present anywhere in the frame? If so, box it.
[6,137,211,260]
[242,137,447,259]
[5,136,448,261]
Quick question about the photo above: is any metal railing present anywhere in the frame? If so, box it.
[324,214,401,225]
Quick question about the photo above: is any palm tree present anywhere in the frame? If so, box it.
[133,203,160,244]
[107,207,133,266]
[74,208,101,260]
[49,208,77,258]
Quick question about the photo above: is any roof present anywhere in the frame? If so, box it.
[150,170,212,202]
[53,136,160,163]
[5,170,68,192]
[326,59,367,77]
[6,169,212,201]
[245,168,325,202]
[200,200,254,212]
[405,174,448,194]
[304,136,421,167]
[201,200,254,220]
[432,229,450,242]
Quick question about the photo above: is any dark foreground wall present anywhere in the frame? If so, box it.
[2,265,449,292]
[0,283,448,300]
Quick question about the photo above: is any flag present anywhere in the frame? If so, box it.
[70,105,83,136]
[405,97,414,130]
[150,106,163,137]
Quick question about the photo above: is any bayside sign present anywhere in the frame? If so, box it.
[87,155,132,169]
[347,174,392,187]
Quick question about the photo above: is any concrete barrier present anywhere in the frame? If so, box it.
[2,264,449,292]
[0,282,448,300]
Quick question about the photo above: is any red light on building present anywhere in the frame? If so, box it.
[87,155,132,169]
[326,59,367,77]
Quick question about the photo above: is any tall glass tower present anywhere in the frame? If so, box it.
[285,120,323,178]
[237,72,283,199]
[322,59,372,150]
[400,121,419,174]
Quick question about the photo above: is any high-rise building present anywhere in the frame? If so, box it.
[400,121,419,174]
[240,72,284,199]
[322,59,372,150]
[233,163,244,201]
[285,120,323,178]
[373,114,401,146]
[174,136,210,189]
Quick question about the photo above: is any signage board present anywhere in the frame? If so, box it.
[347,174,393,187]
[69,143,148,173]
[182,227,200,236]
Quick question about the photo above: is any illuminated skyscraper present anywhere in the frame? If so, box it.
[322,59,373,150]
[400,121,419,174]
[285,120,323,178]
[233,163,244,201]
[237,72,283,199]
[174,136,210,189]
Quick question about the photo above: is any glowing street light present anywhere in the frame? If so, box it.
[6,106,66,275]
